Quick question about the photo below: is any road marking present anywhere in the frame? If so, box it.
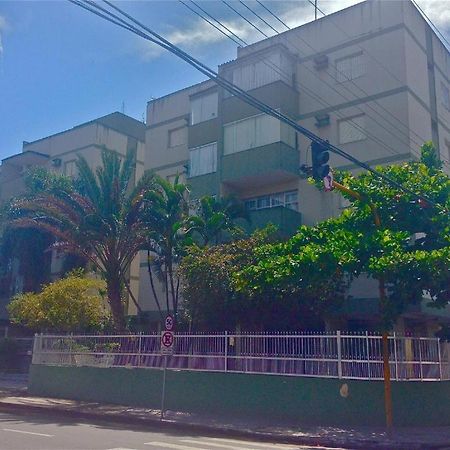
[2,428,54,437]
[181,440,244,450]
[207,437,299,448]
[144,442,210,450]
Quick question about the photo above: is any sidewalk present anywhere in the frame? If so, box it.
[0,384,449,450]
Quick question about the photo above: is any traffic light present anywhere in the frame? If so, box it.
[311,141,330,181]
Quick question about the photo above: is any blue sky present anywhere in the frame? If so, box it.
[0,1,449,160]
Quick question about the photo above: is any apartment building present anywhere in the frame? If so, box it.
[143,0,450,332]
[0,112,146,319]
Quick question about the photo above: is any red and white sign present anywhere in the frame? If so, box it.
[323,171,334,192]
[161,331,174,354]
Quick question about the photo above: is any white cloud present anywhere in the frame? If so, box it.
[416,1,450,33]
[137,0,450,61]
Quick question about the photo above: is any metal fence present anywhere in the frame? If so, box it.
[32,332,450,381]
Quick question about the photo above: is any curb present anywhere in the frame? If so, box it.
[1,400,448,450]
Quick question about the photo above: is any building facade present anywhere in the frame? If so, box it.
[142,0,450,333]
[0,112,146,321]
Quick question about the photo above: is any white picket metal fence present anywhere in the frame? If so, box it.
[32,332,450,381]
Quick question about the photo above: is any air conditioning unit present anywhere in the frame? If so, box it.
[314,54,329,70]
[51,158,62,167]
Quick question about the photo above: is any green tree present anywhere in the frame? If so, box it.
[7,272,109,333]
[235,143,450,330]
[7,148,154,329]
[187,195,248,246]
[141,175,191,322]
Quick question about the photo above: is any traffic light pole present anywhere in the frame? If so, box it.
[332,180,393,433]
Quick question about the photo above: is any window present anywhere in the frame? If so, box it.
[168,127,185,148]
[231,52,292,92]
[224,114,281,155]
[442,82,450,111]
[189,142,217,177]
[338,115,366,144]
[335,52,365,82]
[190,92,218,125]
[64,160,77,178]
[245,190,298,211]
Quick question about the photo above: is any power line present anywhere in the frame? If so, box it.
[218,1,427,162]
[222,1,269,38]
[238,1,280,35]
[179,0,243,47]
[255,0,290,30]
[187,0,449,167]
[189,0,246,47]
[98,0,446,209]
[69,0,447,212]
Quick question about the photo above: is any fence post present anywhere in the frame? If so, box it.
[138,332,142,367]
[32,333,39,365]
[419,338,423,381]
[393,332,398,381]
[224,331,228,372]
[437,338,442,381]
[363,331,370,379]
[337,331,342,379]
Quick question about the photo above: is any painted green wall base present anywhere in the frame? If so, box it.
[29,365,450,427]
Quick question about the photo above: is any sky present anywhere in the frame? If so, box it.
[0,0,449,161]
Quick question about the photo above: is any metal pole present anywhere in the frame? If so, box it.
[337,331,342,379]
[160,354,168,420]
[315,0,318,20]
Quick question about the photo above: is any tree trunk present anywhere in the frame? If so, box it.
[106,275,126,330]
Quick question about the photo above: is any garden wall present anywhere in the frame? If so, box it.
[29,364,450,427]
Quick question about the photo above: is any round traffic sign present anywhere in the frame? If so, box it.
[161,331,174,348]
[165,315,174,331]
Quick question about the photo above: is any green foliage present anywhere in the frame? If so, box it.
[7,272,110,333]
[6,148,155,329]
[237,143,449,330]
[187,195,248,246]
[179,226,323,330]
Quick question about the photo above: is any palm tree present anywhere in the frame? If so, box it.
[141,175,190,323]
[188,195,248,246]
[8,148,154,329]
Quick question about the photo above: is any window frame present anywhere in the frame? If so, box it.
[338,114,367,145]
[335,51,365,83]
[188,141,218,178]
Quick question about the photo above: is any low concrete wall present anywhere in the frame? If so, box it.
[29,365,450,427]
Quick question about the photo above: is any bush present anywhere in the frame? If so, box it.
[7,272,110,333]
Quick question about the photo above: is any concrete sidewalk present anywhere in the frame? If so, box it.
[0,386,449,450]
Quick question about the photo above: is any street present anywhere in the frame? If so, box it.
[0,412,348,450]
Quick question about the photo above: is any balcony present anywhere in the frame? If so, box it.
[242,206,302,237]
[221,142,299,189]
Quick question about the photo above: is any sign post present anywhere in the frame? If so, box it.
[160,315,175,420]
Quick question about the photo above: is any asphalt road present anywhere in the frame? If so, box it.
[0,411,348,450]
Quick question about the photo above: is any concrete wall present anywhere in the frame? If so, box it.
[29,364,450,427]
